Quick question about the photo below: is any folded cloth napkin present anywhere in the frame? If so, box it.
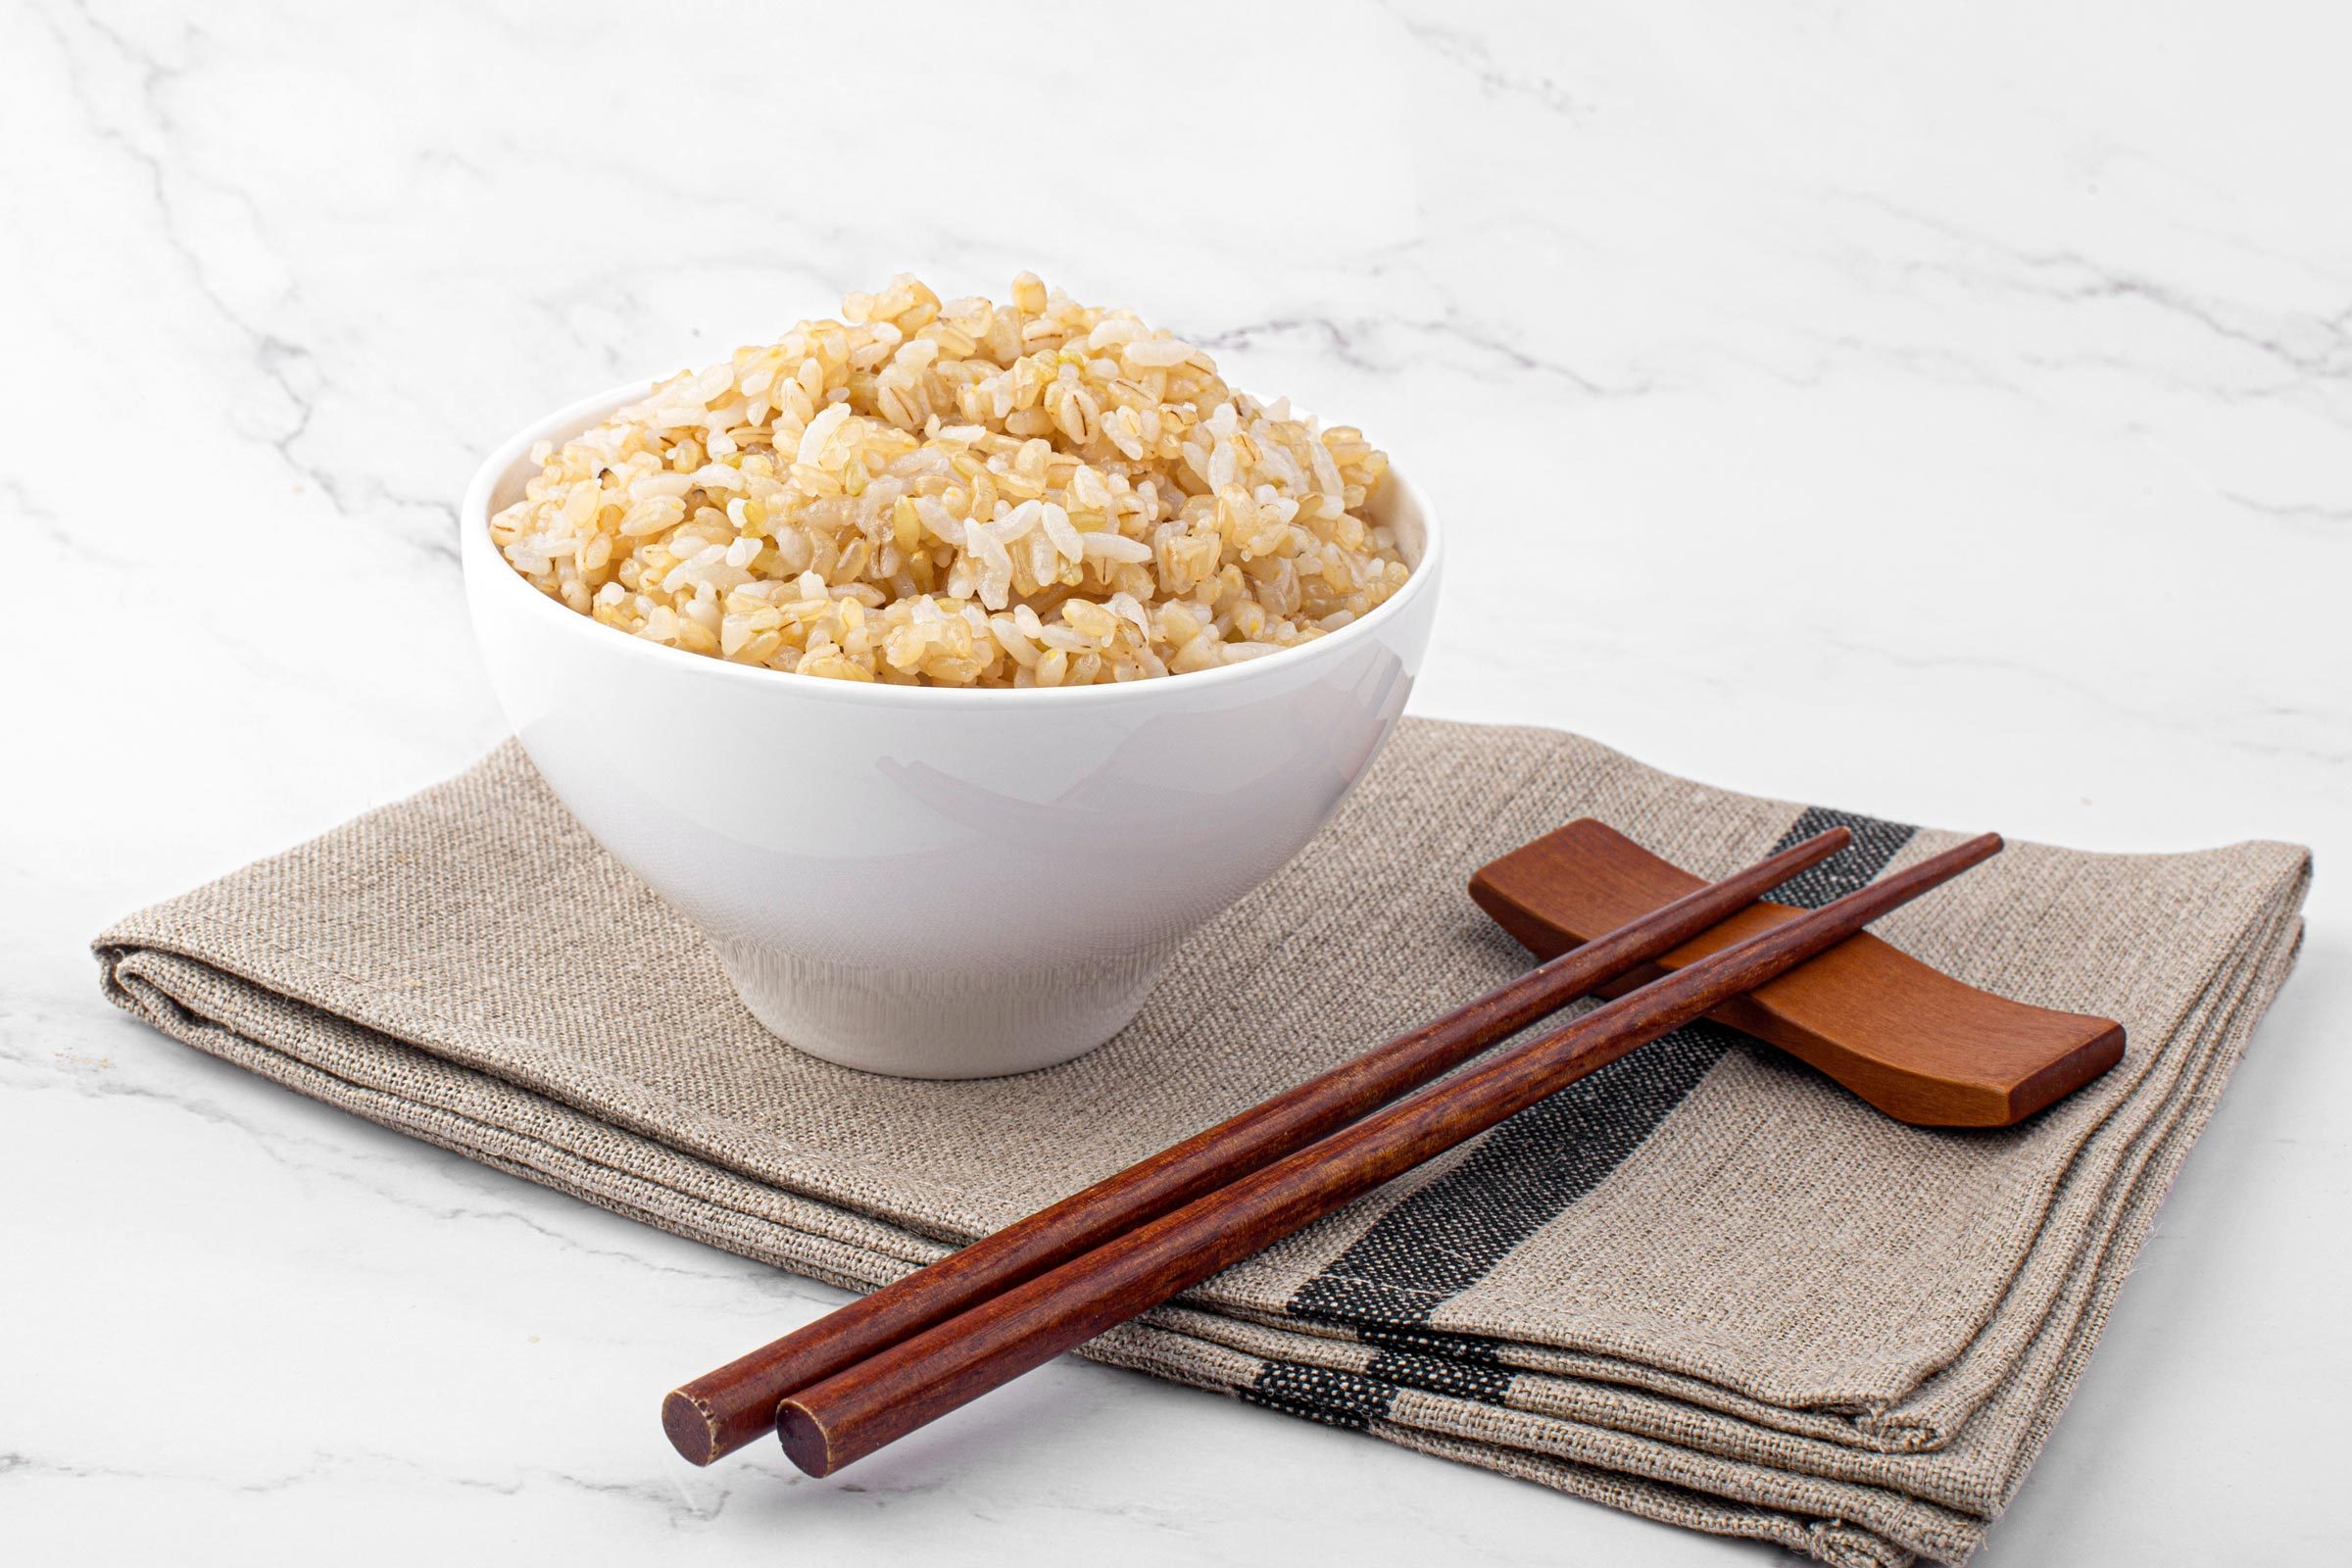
[94,719,2309,1566]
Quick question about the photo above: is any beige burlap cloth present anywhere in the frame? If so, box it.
[94,719,2310,1566]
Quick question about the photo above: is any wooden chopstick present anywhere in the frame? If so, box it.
[662,825,1855,1464]
[774,831,2003,1477]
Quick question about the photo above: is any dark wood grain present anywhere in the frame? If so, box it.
[662,826,1855,1463]
[1470,819,2126,1125]
[772,833,2006,1478]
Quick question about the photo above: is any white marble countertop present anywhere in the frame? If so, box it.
[6,3,2346,1562]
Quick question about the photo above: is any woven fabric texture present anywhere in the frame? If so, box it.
[94,719,2310,1566]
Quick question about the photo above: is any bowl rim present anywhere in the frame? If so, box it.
[461,377,1443,710]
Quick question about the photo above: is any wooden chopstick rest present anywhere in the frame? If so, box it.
[773,834,2008,1477]
[663,826,1857,1465]
[1471,820,2125,1126]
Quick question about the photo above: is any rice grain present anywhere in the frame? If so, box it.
[490,274,1406,686]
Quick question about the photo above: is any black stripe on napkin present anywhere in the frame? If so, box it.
[1244,1364,1396,1431]
[1246,807,1917,1425]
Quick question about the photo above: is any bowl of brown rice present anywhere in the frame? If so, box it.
[462,274,1441,1077]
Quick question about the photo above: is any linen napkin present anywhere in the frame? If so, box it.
[94,718,2309,1566]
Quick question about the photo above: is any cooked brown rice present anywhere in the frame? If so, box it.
[489,274,1406,686]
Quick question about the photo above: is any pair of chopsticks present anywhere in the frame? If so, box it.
[666,824,2003,1476]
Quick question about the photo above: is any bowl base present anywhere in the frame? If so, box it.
[717,940,1176,1078]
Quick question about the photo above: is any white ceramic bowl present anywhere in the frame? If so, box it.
[461,381,1443,1077]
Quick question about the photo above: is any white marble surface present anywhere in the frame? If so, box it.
[5,2,2346,1562]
